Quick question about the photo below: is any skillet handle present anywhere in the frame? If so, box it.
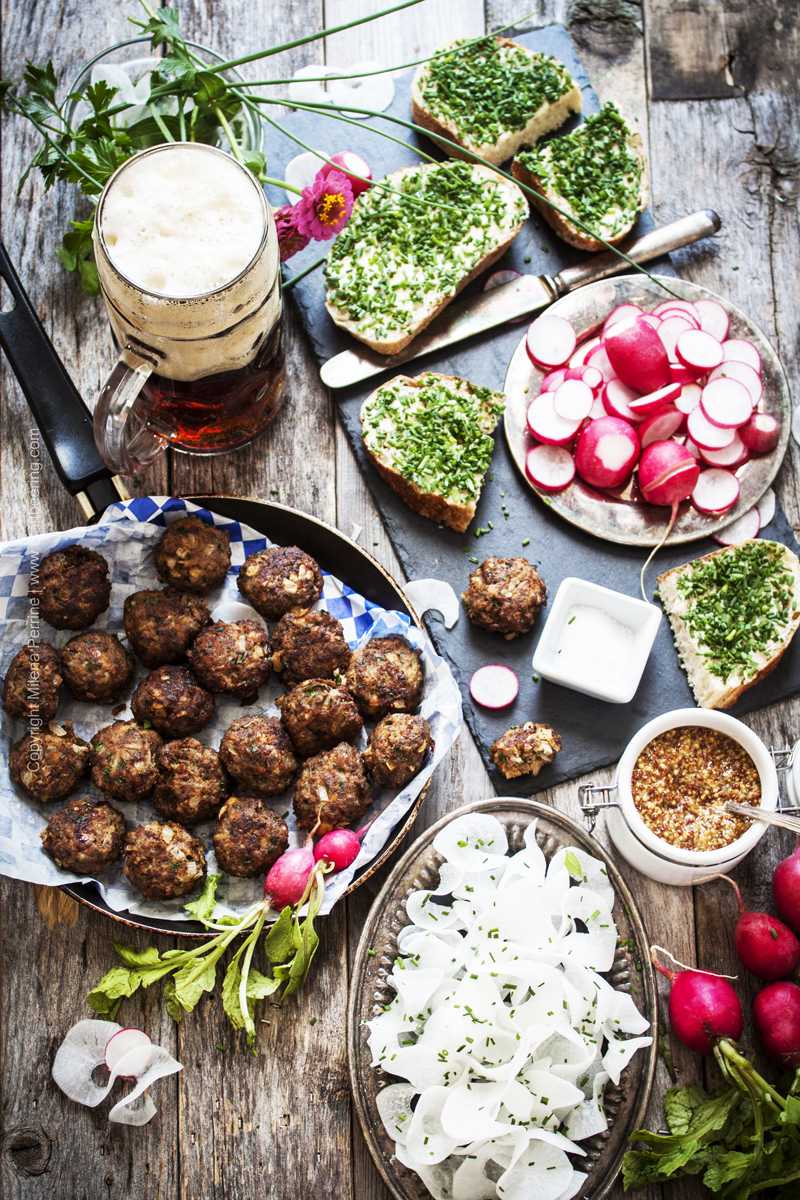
[0,241,128,520]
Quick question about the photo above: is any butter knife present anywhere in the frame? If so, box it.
[320,209,721,390]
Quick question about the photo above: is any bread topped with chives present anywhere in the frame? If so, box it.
[324,161,526,355]
[411,35,581,165]
[512,103,647,251]
[360,371,504,533]
[658,539,800,710]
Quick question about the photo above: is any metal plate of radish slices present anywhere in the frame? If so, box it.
[504,275,791,547]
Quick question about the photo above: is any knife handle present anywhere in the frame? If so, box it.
[552,209,721,296]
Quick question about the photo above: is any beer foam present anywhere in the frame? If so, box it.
[100,144,266,298]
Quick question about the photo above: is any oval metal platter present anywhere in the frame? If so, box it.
[504,275,791,546]
[348,797,658,1200]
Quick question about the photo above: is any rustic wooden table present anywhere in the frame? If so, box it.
[1,1,798,1197]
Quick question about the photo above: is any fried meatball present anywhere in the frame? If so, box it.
[187,619,271,701]
[131,666,214,738]
[212,795,288,877]
[277,678,363,757]
[490,722,561,780]
[61,630,134,703]
[2,642,63,723]
[123,587,211,668]
[9,724,90,802]
[219,714,297,796]
[271,608,350,685]
[40,796,125,874]
[30,545,111,631]
[363,714,433,789]
[462,557,546,638]
[122,821,206,899]
[90,720,162,801]
[154,515,231,594]
[153,737,227,824]
[237,545,323,620]
[345,636,424,720]
[293,742,370,834]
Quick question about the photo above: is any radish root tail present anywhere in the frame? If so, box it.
[640,500,679,602]
[651,943,738,981]
[694,872,744,913]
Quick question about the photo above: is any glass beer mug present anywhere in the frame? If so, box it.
[93,142,286,473]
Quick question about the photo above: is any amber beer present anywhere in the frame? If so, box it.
[93,143,285,470]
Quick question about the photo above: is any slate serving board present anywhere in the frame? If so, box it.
[264,24,800,796]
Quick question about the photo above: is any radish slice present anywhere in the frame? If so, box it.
[676,383,703,414]
[714,507,761,545]
[585,342,617,383]
[723,339,761,372]
[541,368,568,392]
[628,381,682,417]
[676,329,724,372]
[658,315,696,358]
[691,468,741,514]
[470,664,519,709]
[602,378,640,422]
[709,360,762,407]
[403,579,460,629]
[483,269,521,291]
[526,393,582,445]
[554,378,593,422]
[639,408,685,448]
[700,377,752,428]
[588,395,606,419]
[698,433,748,467]
[684,439,702,460]
[653,300,699,321]
[320,150,372,196]
[687,406,736,450]
[669,359,698,385]
[106,1029,152,1078]
[569,334,601,370]
[526,314,577,369]
[288,64,340,107]
[581,365,604,391]
[757,487,776,528]
[640,314,662,329]
[525,443,576,492]
[694,298,730,342]
[327,61,395,116]
[284,150,327,200]
[108,1044,184,1127]
[602,303,643,335]
[740,412,780,454]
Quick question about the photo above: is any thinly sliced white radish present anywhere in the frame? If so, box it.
[284,150,327,200]
[691,468,741,514]
[698,433,748,467]
[676,383,703,414]
[740,412,780,454]
[483,268,521,291]
[653,299,699,321]
[756,487,776,528]
[669,359,698,385]
[554,379,593,422]
[106,1029,152,1078]
[526,393,582,445]
[403,579,460,629]
[526,314,577,369]
[694,298,730,342]
[722,338,761,372]
[602,378,640,422]
[327,61,395,116]
[541,367,568,392]
[676,329,724,372]
[585,342,617,383]
[525,443,576,492]
[288,64,340,107]
[709,360,762,407]
[658,315,696,358]
[687,405,736,450]
[107,1045,183,1127]
[628,381,682,417]
[639,408,685,448]
[581,365,604,391]
[714,507,761,545]
[700,377,752,428]
[569,335,601,370]
[602,304,642,336]
[470,664,520,709]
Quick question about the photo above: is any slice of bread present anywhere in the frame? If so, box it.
[412,36,581,165]
[324,161,526,355]
[512,103,647,251]
[360,372,504,533]
[658,539,800,710]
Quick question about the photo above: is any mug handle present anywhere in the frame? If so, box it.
[93,344,173,474]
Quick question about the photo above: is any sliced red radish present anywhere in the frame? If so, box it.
[403,579,460,629]
[569,335,601,370]
[554,378,593,422]
[691,468,741,515]
[575,417,639,489]
[589,395,606,419]
[585,342,617,383]
[541,367,568,392]
[602,303,643,336]
[628,381,682,417]
[526,392,582,445]
[669,359,699,385]
[525,443,576,492]
[640,313,662,330]
[483,268,521,292]
[284,150,327,199]
[723,338,761,373]
[714,507,761,545]
[694,298,730,342]
[740,412,780,454]
[605,318,671,393]
[757,487,776,528]
[320,150,373,196]
[470,664,519,709]
[526,314,577,369]
[676,383,703,414]
[653,299,699,321]
[106,1028,152,1079]
[639,408,685,448]
[698,433,748,468]
[658,316,695,358]
[602,378,640,422]
[684,439,702,460]
[687,406,736,450]
[700,377,752,428]
[581,364,604,392]
[676,329,724,372]
[709,360,762,407]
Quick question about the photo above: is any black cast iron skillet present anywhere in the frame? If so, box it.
[0,241,428,938]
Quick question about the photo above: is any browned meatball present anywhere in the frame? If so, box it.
[2,642,63,723]
[90,720,162,802]
[293,742,371,834]
[462,557,546,638]
[187,619,271,701]
[237,545,323,620]
[363,714,434,789]
[154,515,231,594]
[153,737,227,824]
[490,723,561,779]
[131,666,214,738]
[123,821,206,899]
[277,678,363,757]
[219,714,297,796]
[30,546,111,631]
[212,795,288,877]
[10,724,90,802]
[40,796,125,874]
[271,608,350,685]
[61,630,134,703]
[345,636,423,720]
[123,588,211,668]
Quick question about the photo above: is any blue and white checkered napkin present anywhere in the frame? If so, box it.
[0,497,463,921]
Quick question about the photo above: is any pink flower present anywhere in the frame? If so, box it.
[274,203,310,262]
[294,169,354,241]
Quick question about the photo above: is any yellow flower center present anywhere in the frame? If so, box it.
[317,191,345,225]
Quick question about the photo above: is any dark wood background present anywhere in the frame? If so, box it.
[1,2,798,1197]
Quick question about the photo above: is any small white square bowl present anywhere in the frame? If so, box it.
[532,577,662,704]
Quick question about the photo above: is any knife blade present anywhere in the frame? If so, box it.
[319,209,721,391]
